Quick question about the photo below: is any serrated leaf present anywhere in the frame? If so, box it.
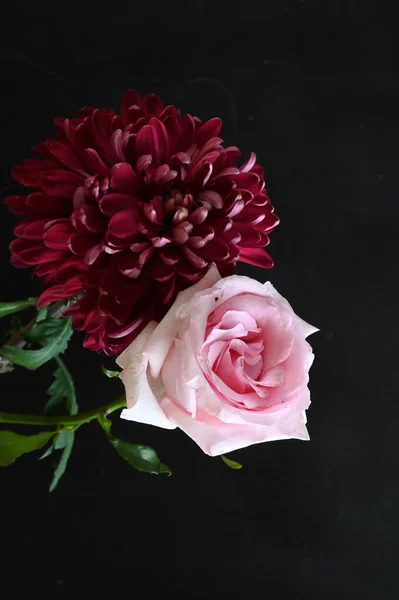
[3,317,73,370]
[110,438,171,475]
[49,431,75,492]
[35,306,48,323]
[39,428,72,459]
[24,316,68,345]
[39,445,54,460]
[221,455,243,470]
[54,430,71,450]
[0,430,55,467]
[0,298,37,319]
[46,356,78,415]
[44,357,78,490]
[101,365,120,378]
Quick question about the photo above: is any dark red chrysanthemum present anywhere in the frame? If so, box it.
[5,90,279,355]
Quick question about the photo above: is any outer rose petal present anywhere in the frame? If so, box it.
[144,264,221,378]
[160,334,201,417]
[214,273,268,297]
[263,281,319,338]
[117,322,176,430]
[162,397,309,456]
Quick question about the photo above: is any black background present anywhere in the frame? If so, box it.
[1,1,398,598]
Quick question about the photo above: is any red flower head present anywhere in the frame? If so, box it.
[5,90,279,355]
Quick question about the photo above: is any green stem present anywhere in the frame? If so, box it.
[0,396,126,428]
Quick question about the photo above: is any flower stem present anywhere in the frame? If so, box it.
[0,396,126,428]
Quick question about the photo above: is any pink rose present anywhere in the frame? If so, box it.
[117,266,318,456]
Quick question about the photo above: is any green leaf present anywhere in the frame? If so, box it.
[101,365,120,378]
[44,357,78,490]
[39,445,54,460]
[49,431,75,492]
[24,315,69,345]
[0,430,55,467]
[3,317,73,370]
[39,430,77,490]
[110,438,171,475]
[39,427,71,459]
[46,356,78,415]
[221,455,243,470]
[54,430,72,450]
[35,306,48,323]
[0,298,37,319]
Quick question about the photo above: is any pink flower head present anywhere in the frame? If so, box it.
[5,91,279,355]
[117,266,318,456]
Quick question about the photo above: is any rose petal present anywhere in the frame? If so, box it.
[161,397,308,456]
[118,322,176,430]
[144,265,221,378]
